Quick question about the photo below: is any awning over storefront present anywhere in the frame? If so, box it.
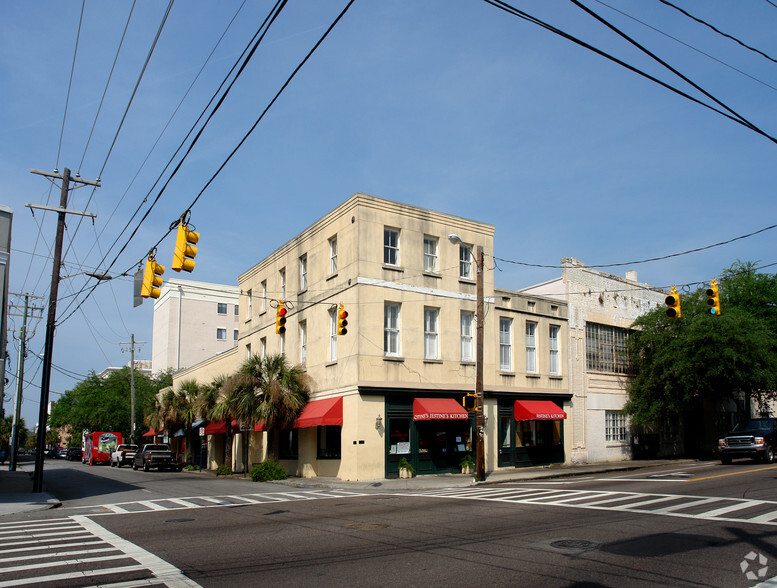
[293,397,343,429]
[142,428,156,437]
[413,398,470,421]
[192,420,207,429]
[203,419,240,435]
[254,421,266,432]
[514,400,567,421]
[173,428,186,438]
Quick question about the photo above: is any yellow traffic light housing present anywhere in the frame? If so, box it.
[276,301,287,334]
[337,303,348,335]
[140,255,165,299]
[706,279,721,316]
[172,222,199,272]
[665,286,681,319]
[462,394,477,412]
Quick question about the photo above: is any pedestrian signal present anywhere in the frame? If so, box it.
[462,394,477,412]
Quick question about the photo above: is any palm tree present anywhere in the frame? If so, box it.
[163,380,200,462]
[208,386,241,470]
[197,374,232,467]
[143,396,164,440]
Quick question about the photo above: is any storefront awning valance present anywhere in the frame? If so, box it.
[173,428,186,438]
[413,398,469,421]
[254,421,266,432]
[142,428,156,437]
[203,419,240,435]
[293,397,343,429]
[192,420,207,429]
[514,400,567,421]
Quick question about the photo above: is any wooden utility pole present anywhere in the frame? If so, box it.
[120,334,145,444]
[475,245,485,482]
[28,167,99,493]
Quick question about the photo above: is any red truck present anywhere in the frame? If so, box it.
[83,432,122,466]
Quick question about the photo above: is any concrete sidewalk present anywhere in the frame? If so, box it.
[0,467,61,517]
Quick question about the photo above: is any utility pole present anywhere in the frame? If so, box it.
[8,293,44,471]
[120,335,145,444]
[474,245,485,482]
[28,167,99,493]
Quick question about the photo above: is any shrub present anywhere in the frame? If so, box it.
[215,464,233,477]
[459,454,475,469]
[398,457,415,473]
[249,460,288,482]
[183,464,200,471]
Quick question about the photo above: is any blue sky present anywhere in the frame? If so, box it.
[2,0,776,428]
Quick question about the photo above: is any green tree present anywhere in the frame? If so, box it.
[625,262,777,426]
[162,380,200,462]
[0,417,26,462]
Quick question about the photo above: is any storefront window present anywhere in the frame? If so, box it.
[389,418,411,454]
[278,430,298,459]
[317,426,341,459]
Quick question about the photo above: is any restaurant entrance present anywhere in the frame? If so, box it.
[498,398,567,467]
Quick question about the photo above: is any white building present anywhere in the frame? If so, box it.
[151,278,240,374]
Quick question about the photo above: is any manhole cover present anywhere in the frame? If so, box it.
[344,522,389,530]
[550,539,597,550]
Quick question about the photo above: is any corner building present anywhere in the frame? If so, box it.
[176,194,570,480]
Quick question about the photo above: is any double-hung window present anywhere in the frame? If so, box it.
[384,228,399,266]
[280,268,286,300]
[526,322,537,374]
[216,328,226,341]
[329,237,338,274]
[459,244,473,279]
[424,236,438,273]
[299,255,307,291]
[460,311,474,362]
[549,325,560,375]
[299,321,307,365]
[247,289,252,319]
[424,307,439,360]
[384,303,400,357]
[217,302,227,315]
[329,308,337,362]
[261,281,267,312]
[499,317,512,371]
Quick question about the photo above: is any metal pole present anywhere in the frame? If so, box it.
[475,245,485,481]
[9,294,28,471]
[130,334,136,444]
[33,168,70,493]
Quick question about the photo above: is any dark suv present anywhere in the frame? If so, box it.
[719,418,777,464]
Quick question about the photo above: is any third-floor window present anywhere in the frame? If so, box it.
[384,228,399,266]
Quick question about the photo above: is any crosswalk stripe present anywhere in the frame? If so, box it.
[698,500,766,518]
[0,564,149,588]
[0,546,118,564]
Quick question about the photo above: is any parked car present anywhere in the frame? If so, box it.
[133,444,181,472]
[111,444,138,468]
[57,448,69,459]
[719,418,777,464]
[46,447,59,458]
[66,447,83,461]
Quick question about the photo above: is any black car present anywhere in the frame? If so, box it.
[66,447,83,461]
[718,418,777,464]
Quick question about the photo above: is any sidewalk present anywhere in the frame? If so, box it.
[0,467,61,516]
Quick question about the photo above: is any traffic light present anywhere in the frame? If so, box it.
[665,286,681,319]
[140,256,165,299]
[276,301,287,334]
[337,303,348,335]
[706,279,721,316]
[462,394,477,412]
[172,222,199,272]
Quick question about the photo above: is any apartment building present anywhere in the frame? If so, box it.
[176,194,570,480]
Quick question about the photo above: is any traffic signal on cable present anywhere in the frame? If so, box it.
[462,394,477,412]
[665,286,681,319]
[140,255,165,299]
[172,222,199,272]
[706,279,721,316]
[276,301,287,334]
[337,303,348,336]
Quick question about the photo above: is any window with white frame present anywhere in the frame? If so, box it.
[499,317,512,371]
[261,281,267,312]
[299,254,307,291]
[246,343,251,359]
[216,328,226,341]
[329,236,337,274]
[549,325,560,375]
[234,304,239,316]
[384,302,400,357]
[329,308,337,362]
[247,289,252,319]
[423,236,438,273]
[424,307,439,360]
[280,268,286,300]
[459,244,473,279]
[280,332,285,355]
[460,311,474,362]
[384,227,399,266]
[217,302,227,315]
[299,320,307,365]
[526,322,537,373]
[605,411,628,442]
[233,329,238,342]
[260,337,266,360]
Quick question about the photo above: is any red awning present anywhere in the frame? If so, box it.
[254,420,266,432]
[203,419,241,435]
[293,397,343,429]
[142,429,156,437]
[514,400,567,421]
[413,398,470,421]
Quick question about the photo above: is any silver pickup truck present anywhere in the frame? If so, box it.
[110,444,138,468]
[132,444,182,472]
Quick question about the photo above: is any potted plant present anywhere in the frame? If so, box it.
[398,457,415,479]
[459,454,476,475]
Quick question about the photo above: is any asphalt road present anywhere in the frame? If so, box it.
[4,459,777,587]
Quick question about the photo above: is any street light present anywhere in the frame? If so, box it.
[448,234,485,481]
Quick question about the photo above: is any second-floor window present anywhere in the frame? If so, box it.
[459,244,473,279]
[499,317,512,371]
[261,281,267,312]
[424,236,438,273]
[586,323,631,374]
[384,228,399,266]
[280,268,286,300]
[233,329,238,342]
[526,322,537,373]
[217,302,227,315]
[300,321,307,365]
[329,236,338,274]
[299,254,307,291]
[247,289,252,319]
[329,308,337,362]
[424,307,439,360]
[384,302,400,357]
[461,311,474,362]
[217,328,226,341]
[549,325,560,375]
[260,337,266,360]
